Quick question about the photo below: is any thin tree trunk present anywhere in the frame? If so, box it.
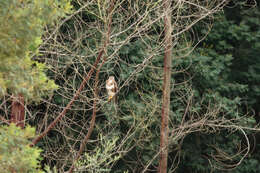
[67,1,115,172]
[158,0,172,172]
[30,48,104,147]
[11,94,25,128]
[30,0,116,147]
[67,49,105,173]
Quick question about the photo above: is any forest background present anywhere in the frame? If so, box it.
[0,0,260,172]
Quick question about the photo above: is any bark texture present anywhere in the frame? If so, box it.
[158,0,172,172]
[11,94,25,128]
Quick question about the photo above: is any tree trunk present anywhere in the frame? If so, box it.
[158,0,172,172]
[11,94,25,128]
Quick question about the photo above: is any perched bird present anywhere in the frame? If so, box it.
[106,76,117,102]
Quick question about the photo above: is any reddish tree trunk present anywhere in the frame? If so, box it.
[67,1,115,172]
[30,0,115,149]
[158,0,172,172]
[11,94,25,128]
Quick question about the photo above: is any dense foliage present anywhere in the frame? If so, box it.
[0,0,260,172]
[0,124,43,173]
[0,0,71,100]
[172,2,260,172]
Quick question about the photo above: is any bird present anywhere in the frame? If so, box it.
[106,76,117,102]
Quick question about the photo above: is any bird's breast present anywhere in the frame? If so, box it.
[106,84,114,90]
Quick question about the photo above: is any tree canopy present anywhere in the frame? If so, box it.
[0,0,260,172]
[0,0,71,100]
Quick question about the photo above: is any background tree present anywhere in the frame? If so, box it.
[170,1,260,172]
[0,124,43,173]
[0,0,71,171]
[0,0,71,100]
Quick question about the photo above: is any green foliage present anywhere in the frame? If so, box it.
[77,134,121,173]
[0,124,43,173]
[171,4,260,172]
[0,0,72,100]
[202,6,260,109]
